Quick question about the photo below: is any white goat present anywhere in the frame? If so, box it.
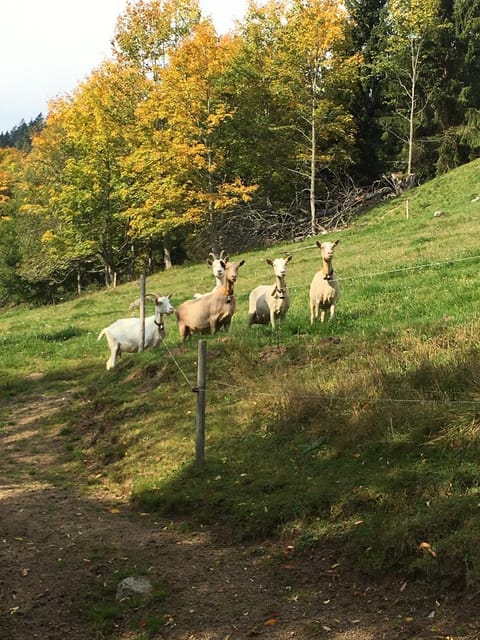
[194,250,229,298]
[309,240,340,323]
[97,293,174,370]
[176,259,245,340]
[247,255,292,329]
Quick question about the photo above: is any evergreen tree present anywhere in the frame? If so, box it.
[345,0,389,182]
[0,115,44,151]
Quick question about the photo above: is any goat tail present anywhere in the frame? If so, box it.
[97,329,106,341]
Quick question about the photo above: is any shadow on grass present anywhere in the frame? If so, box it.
[2,338,480,592]
[131,344,480,588]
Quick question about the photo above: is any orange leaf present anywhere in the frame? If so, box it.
[265,618,278,626]
[418,542,437,557]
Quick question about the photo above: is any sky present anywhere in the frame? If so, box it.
[0,0,248,133]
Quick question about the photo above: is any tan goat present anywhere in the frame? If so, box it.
[309,240,340,323]
[176,259,245,340]
[247,255,292,329]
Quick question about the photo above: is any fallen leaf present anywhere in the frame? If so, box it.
[264,618,277,626]
[418,542,437,557]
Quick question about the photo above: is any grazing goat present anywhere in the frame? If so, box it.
[194,250,229,298]
[98,293,174,370]
[176,259,245,341]
[247,255,292,329]
[309,240,340,323]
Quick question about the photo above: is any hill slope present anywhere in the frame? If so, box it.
[1,157,479,600]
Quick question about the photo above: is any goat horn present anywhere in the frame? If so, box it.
[129,297,141,310]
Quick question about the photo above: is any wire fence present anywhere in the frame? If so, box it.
[161,341,480,406]
[158,353,480,407]
[158,249,480,408]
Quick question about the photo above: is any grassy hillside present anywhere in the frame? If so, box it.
[1,159,479,588]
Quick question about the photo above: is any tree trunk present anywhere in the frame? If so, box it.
[407,36,421,177]
[163,235,172,270]
[310,77,318,236]
[104,264,117,288]
[310,113,316,235]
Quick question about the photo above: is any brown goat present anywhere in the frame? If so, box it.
[176,259,245,340]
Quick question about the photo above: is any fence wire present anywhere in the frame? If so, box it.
[159,252,480,406]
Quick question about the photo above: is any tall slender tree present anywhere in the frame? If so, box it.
[377,0,440,176]
[280,0,362,232]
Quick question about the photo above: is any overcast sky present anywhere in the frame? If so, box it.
[0,0,248,133]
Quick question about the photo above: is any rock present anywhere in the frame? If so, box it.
[115,576,152,601]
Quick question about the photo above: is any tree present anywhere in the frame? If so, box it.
[112,0,201,79]
[124,20,255,252]
[220,0,300,208]
[22,62,148,288]
[280,0,362,233]
[0,115,44,152]
[113,0,201,267]
[345,0,389,183]
[0,148,26,304]
[378,0,440,176]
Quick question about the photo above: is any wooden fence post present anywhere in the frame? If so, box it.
[195,340,207,466]
[138,273,146,352]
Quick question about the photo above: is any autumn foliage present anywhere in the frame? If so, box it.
[0,0,478,304]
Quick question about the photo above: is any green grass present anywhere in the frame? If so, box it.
[1,158,480,589]
[85,568,168,638]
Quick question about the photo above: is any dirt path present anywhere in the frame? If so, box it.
[1,391,478,639]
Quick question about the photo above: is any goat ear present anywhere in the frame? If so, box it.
[238,259,245,268]
[316,240,322,249]
[285,254,292,262]
[266,258,273,266]
[334,239,340,246]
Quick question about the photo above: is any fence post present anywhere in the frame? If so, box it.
[195,340,207,466]
[138,272,146,352]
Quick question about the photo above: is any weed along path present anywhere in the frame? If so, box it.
[0,389,478,640]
